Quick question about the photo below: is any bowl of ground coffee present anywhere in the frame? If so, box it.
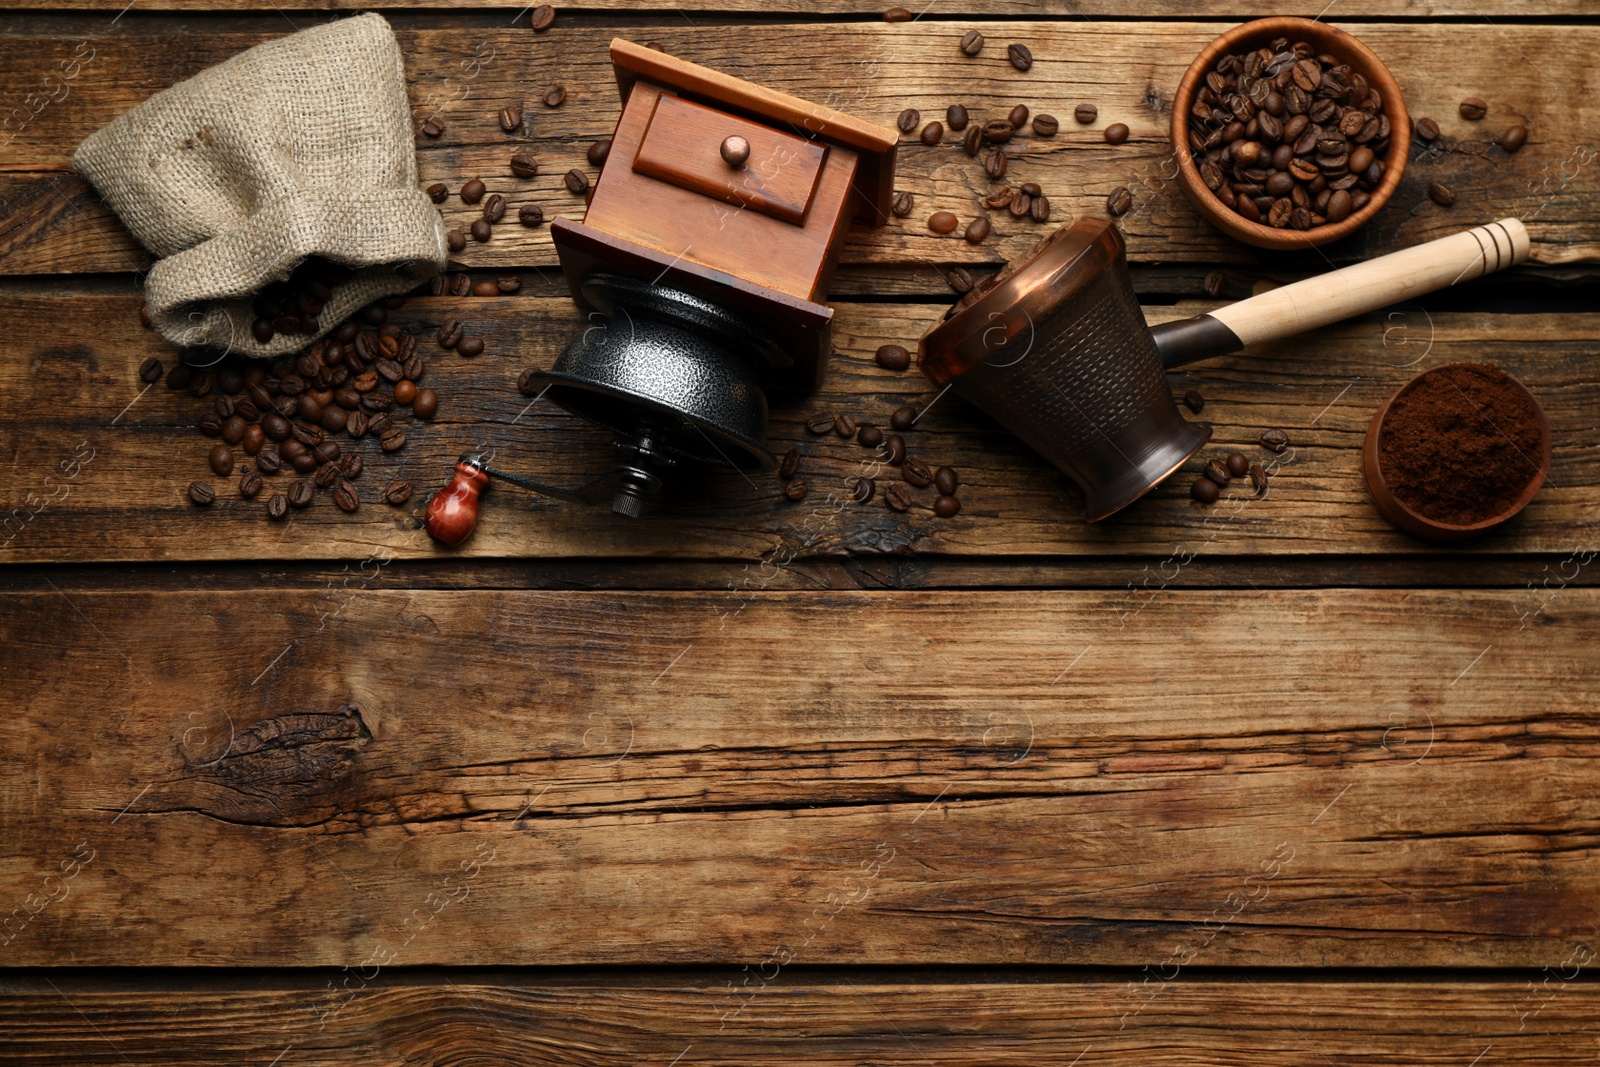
[1363,362,1549,540]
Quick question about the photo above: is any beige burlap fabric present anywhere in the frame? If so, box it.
[73,13,445,358]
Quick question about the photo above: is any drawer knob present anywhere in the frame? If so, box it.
[720,134,750,168]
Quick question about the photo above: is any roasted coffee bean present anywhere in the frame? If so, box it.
[403,353,426,380]
[779,448,800,480]
[933,494,961,518]
[353,371,380,393]
[265,491,288,520]
[470,219,492,242]
[834,413,859,438]
[461,179,486,204]
[1203,270,1226,298]
[959,30,984,56]
[890,405,917,431]
[332,481,360,513]
[1074,103,1097,124]
[222,415,248,445]
[472,280,500,297]
[965,216,991,244]
[805,413,834,435]
[1006,42,1033,71]
[587,139,612,167]
[1183,390,1204,414]
[1248,462,1269,496]
[1459,97,1488,121]
[857,423,884,449]
[456,336,485,358]
[885,6,912,21]
[933,466,959,495]
[188,481,215,506]
[296,395,323,424]
[564,169,589,195]
[984,184,1014,209]
[345,410,368,437]
[1032,113,1059,137]
[287,479,313,508]
[208,444,235,476]
[783,478,809,502]
[897,108,920,135]
[982,120,1014,144]
[252,319,275,343]
[884,482,911,512]
[421,117,444,138]
[383,479,415,506]
[1415,116,1440,142]
[242,424,266,455]
[1500,124,1528,153]
[188,371,214,398]
[380,428,407,452]
[499,104,522,133]
[963,124,982,156]
[1428,180,1456,207]
[517,367,541,396]
[260,412,291,442]
[947,267,974,293]
[891,190,915,218]
[139,356,164,383]
[1104,122,1130,145]
[198,412,224,438]
[1030,194,1051,222]
[367,412,393,436]
[1008,104,1029,128]
[257,449,282,475]
[450,273,473,297]
[1008,192,1031,218]
[529,4,555,30]
[437,319,464,349]
[927,211,958,234]
[542,84,566,108]
[334,387,361,410]
[1190,476,1220,504]
[984,150,1009,179]
[482,193,507,223]
[446,229,467,253]
[947,104,970,131]
[340,454,363,484]
[1226,451,1250,478]
[1259,428,1290,453]
[517,203,546,228]
[920,121,944,146]
[312,440,342,466]
[883,433,906,466]
[315,461,341,488]
[852,477,876,504]
[902,458,933,488]
[291,423,324,448]
[427,182,449,203]
[1107,186,1133,216]
[412,388,439,419]
[875,344,911,372]
[507,150,540,181]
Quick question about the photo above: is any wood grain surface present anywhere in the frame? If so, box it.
[3,974,1596,1065]
[1,294,1594,562]
[2,587,1595,968]
[2,22,1596,276]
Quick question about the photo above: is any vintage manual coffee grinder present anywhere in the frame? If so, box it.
[426,40,897,544]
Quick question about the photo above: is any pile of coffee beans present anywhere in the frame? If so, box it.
[783,406,964,518]
[1190,448,1271,504]
[1186,36,1397,231]
[250,256,352,344]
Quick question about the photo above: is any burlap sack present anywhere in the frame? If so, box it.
[73,13,446,359]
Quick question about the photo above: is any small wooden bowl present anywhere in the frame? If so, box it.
[1171,17,1410,250]
[1363,363,1550,541]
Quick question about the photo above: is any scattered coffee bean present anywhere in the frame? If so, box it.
[902,458,933,487]
[427,182,450,203]
[395,380,418,405]
[858,423,884,448]
[779,448,800,480]
[518,204,545,227]
[1104,122,1130,145]
[1008,104,1029,128]
[876,344,911,372]
[380,428,407,453]
[518,368,541,396]
[959,30,984,57]
[384,479,415,506]
[931,467,956,495]
[890,405,917,431]
[188,481,215,506]
[784,478,809,502]
[1032,114,1059,137]
[332,481,360,513]
[1203,270,1225,298]
[1249,462,1269,496]
[208,444,234,476]
[1008,192,1031,218]
[456,336,485,358]
[891,190,915,218]
[1429,180,1456,207]
[447,229,467,253]
[852,477,877,504]
[165,363,194,391]
[1007,42,1033,71]
[139,357,163,383]
[947,104,969,131]
[413,388,439,419]
[897,108,921,135]
[496,275,521,295]
[461,179,486,204]
[449,273,473,297]
[834,413,859,438]
[421,117,444,138]
[948,267,974,294]
[884,482,911,512]
[437,319,463,349]
[510,152,538,178]
[984,150,1009,179]
[1183,390,1204,414]
[805,414,835,435]
[934,494,961,518]
[265,492,288,520]
[345,410,368,437]
[982,119,1014,144]
[1191,476,1220,504]
[1107,186,1133,216]
[920,121,944,146]
[315,461,341,489]
[287,480,314,508]
[341,453,363,480]
[1226,451,1250,478]
[1259,428,1290,453]
[984,184,1014,209]
[965,216,991,243]
[1459,97,1488,121]
[1500,124,1527,153]
[472,280,500,297]
[1204,458,1232,486]
[564,169,589,194]
[1030,195,1051,222]
[529,4,555,31]
[963,124,982,156]
[471,219,492,242]
[1075,103,1097,124]
[257,449,282,475]
[883,434,906,465]
[499,105,523,132]
[884,6,912,21]
[1415,117,1440,142]
[138,302,153,329]
[541,84,566,108]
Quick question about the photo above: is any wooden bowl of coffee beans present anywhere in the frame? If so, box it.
[1171,17,1409,249]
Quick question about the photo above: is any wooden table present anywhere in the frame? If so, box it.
[3,2,1598,1062]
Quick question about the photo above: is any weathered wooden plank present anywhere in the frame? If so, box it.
[2,974,1595,1065]
[1,294,1596,562]
[2,22,1596,276]
[2,587,1596,967]
[2,0,1593,12]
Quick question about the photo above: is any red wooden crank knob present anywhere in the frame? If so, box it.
[424,459,491,546]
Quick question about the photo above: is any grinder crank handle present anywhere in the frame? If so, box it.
[1151,218,1530,370]
[423,454,628,546]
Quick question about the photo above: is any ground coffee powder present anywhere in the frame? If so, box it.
[1378,362,1544,525]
